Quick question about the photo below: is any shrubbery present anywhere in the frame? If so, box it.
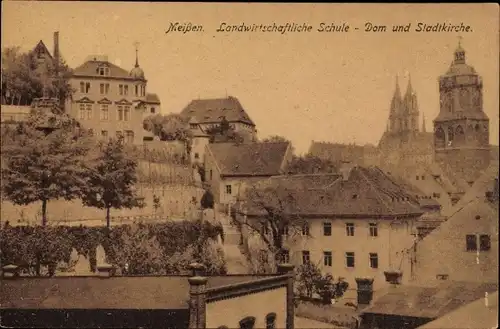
[0,220,225,276]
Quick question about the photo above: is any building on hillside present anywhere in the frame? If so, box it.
[189,122,210,164]
[417,290,498,329]
[66,43,161,145]
[0,105,31,124]
[180,96,257,142]
[433,41,491,182]
[237,165,425,292]
[359,281,498,329]
[411,172,498,285]
[0,263,295,329]
[204,142,293,205]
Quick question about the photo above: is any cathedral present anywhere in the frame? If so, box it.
[310,40,496,207]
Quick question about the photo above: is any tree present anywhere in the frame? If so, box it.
[81,136,145,228]
[1,46,74,107]
[236,181,307,272]
[296,262,349,304]
[1,110,92,226]
[200,190,214,209]
[287,154,339,175]
[205,116,246,144]
[262,135,289,143]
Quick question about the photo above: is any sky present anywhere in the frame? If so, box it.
[2,2,499,154]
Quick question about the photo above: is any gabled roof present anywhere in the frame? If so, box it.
[244,167,424,218]
[145,93,161,104]
[207,142,290,177]
[180,96,255,125]
[73,60,135,80]
[361,281,498,319]
[417,291,498,329]
[32,40,53,60]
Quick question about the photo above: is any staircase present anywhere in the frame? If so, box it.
[216,210,251,274]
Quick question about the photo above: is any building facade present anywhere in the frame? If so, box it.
[433,42,491,182]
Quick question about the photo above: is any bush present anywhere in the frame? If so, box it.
[0,220,225,276]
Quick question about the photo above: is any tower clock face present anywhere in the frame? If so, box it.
[459,88,470,110]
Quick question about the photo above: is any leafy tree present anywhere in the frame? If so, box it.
[287,154,339,175]
[262,135,289,143]
[236,181,307,272]
[1,110,92,226]
[296,262,349,304]
[81,136,145,228]
[200,189,215,209]
[1,46,74,107]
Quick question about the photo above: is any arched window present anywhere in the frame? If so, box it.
[239,316,256,329]
[435,127,445,148]
[455,125,465,144]
[266,313,277,329]
[447,126,454,146]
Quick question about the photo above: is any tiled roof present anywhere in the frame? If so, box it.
[73,60,135,80]
[207,142,290,177]
[0,275,270,310]
[361,281,498,319]
[244,167,424,218]
[417,291,498,329]
[180,96,255,125]
[145,93,160,104]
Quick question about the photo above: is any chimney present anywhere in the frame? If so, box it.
[277,263,295,329]
[96,263,115,278]
[53,31,60,65]
[2,264,20,279]
[340,161,354,181]
[355,277,374,308]
[188,275,208,329]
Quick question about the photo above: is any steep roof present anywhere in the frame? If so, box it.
[73,59,136,80]
[417,290,498,329]
[145,93,161,104]
[244,167,424,218]
[0,275,269,310]
[361,281,498,319]
[180,96,255,125]
[207,142,290,177]
[32,40,53,60]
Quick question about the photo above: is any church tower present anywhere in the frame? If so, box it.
[403,75,420,133]
[433,39,490,181]
[388,76,403,134]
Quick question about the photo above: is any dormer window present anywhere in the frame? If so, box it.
[98,67,110,76]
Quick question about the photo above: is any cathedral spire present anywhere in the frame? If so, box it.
[405,73,413,96]
[422,113,426,133]
[390,75,402,113]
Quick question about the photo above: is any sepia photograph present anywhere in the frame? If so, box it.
[0,2,498,329]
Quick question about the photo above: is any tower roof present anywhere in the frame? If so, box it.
[444,38,476,76]
[390,75,403,114]
[130,42,145,80]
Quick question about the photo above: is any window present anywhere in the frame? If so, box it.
[135,85,139,96]
[119,84,124,95]
[466,234,477,251]
[209,170,213,180]
[432,192,441,198]
[346,252,355,268]
[302,223,309,236]
[346,223,355,236]
[323,251,332,267]
[101,130,108,138]
[79,104,86,119]
[239,316,256,329]
[279,225,289,236]
[436,274,449,280]
[151,107,156,114]
[123,85,128,95]
[117,106,124,121]
[302,250,310,264]
[100,104,109,120]
[98,67,110,76]
[80,81,85,93]
[421,175,425,180]
[369,223,378,237]
[265,313,276,329]
[194,153,199,159]
[125,131,134,144]
[369,253,378,269]
[323,222,332,236]
[99,83,110,95]
[480,235,491,251]
[124,106,130,121]
[416,175,419,180]
[225,185,232,194]
[85,82,91,93]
